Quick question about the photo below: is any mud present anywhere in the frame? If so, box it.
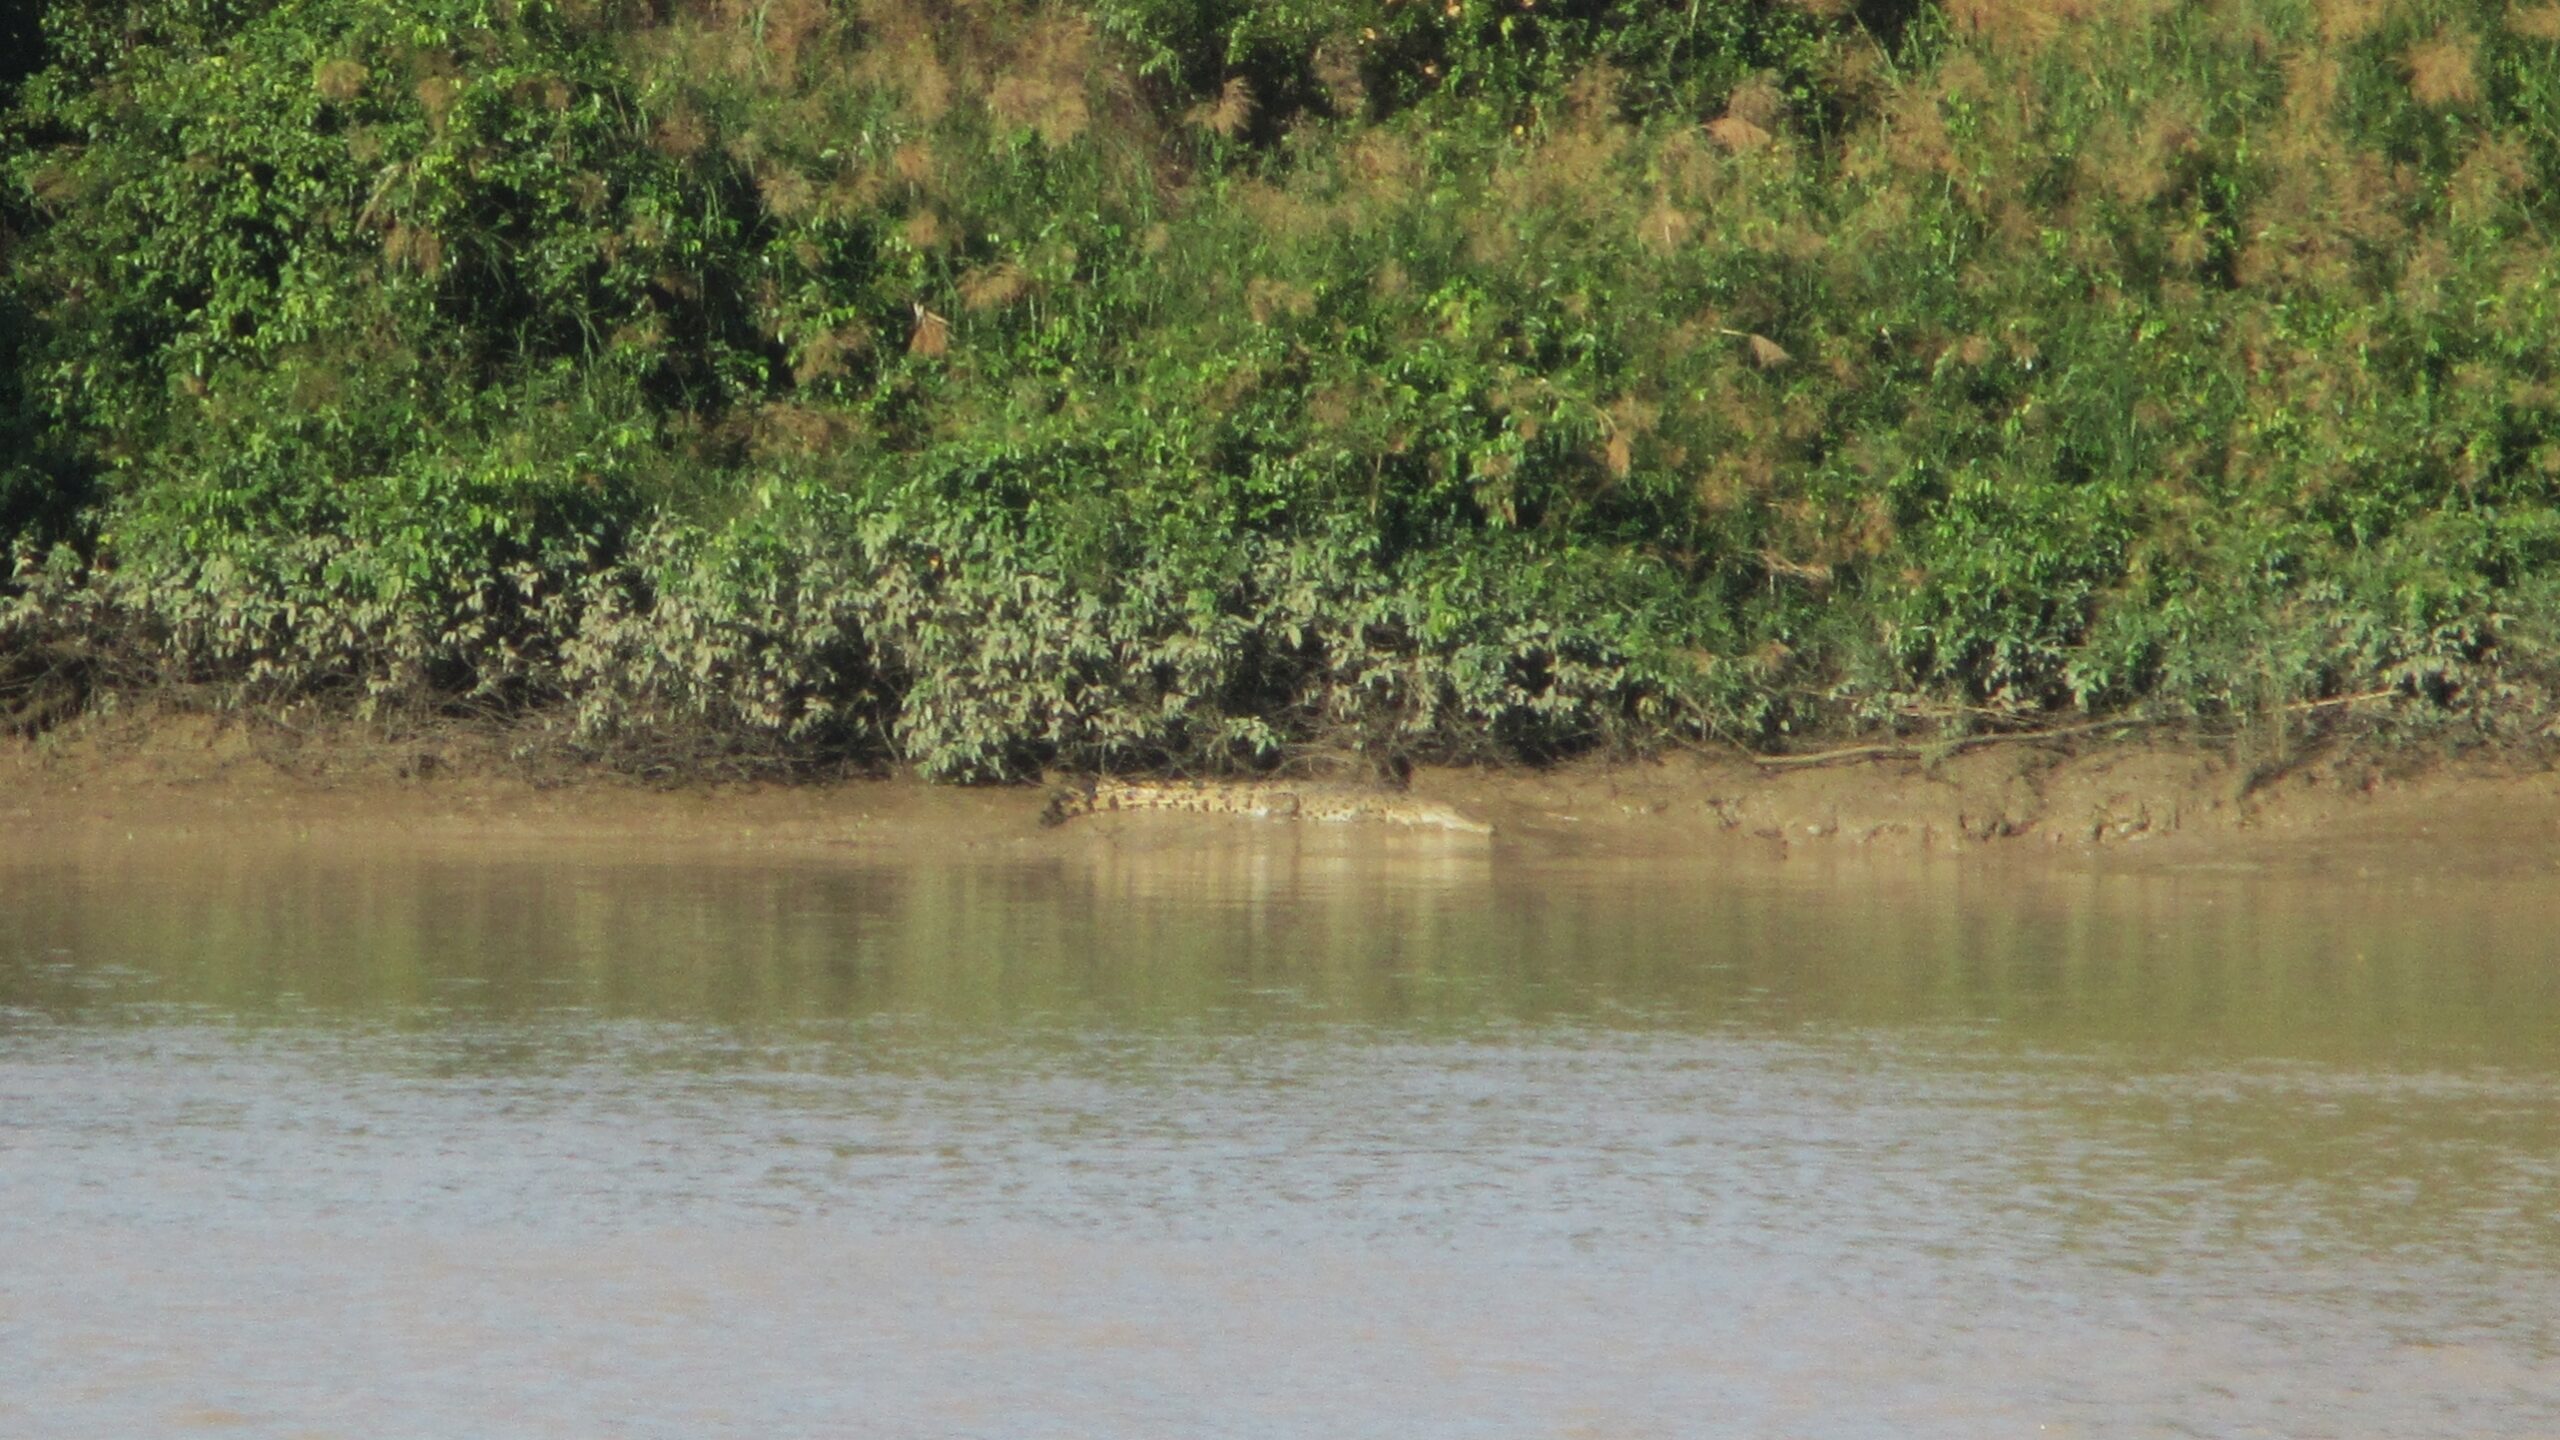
[5,707,2557,878]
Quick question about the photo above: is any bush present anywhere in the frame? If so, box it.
[566,469,1721,778]
[7,0,2560,766]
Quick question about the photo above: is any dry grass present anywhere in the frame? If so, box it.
[1190,77,1255,139]
[1707,115,1772,153]
[1945,0,2089,55]
[1244,277,1317,325]
[414,74,461,127]
[1880,84,1956,176]
[906,304,950,357]
[313,58,369,103]
[2090,96,2202,208]
[790,323,868,384]
[2314,0,2392,44]
[2512,3,2560,40]
[2449,134,2532,218]
[383,223,445,275]
[651,103,710,160]
[757,164,816,219]
[1313,38,1366,113]
[2405,26,2482,106]
[900,210,948,251]
[1342,130,1425,210]
[957,262,1031,312]
[983,13,1097,147]
[1636,194,1697,255]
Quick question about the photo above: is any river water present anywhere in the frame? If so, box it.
[3,834,2555,1437]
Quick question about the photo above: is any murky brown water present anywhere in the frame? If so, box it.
[3,835,2556,1438]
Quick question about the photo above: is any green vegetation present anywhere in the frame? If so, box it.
[4,0,2558,774]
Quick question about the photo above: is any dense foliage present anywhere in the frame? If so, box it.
[5,0,2559,772]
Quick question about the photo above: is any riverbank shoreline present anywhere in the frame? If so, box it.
[7,708,2558,878]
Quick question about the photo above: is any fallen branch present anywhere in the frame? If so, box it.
[1749,716,2139,770]
[1747,687,2401,771]
[2283,686,2399,713]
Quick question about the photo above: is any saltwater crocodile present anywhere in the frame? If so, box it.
[1041,778,1494,835]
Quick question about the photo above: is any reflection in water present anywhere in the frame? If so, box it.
[2,837,2556,1437]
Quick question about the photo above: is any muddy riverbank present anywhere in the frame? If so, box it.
[6,708,2559,878]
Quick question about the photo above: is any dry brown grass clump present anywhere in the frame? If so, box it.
[313,58,369,102]
[958,262,1031,312]
[1244,277,1317,325]
[983,13,1098,147]
[1945,0,2086,55]
[2405,26,2482,106]
[907,304,950,357]
[2315,0,2392,44]
[790,323,869,385]
[2512,2,2560,40]
[382,223,445,275]
[1189,77,1255,139]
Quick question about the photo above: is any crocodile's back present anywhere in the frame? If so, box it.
[1043,779,1490,835]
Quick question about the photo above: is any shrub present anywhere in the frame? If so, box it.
[8,0,2560,765]
[565,468,1723,778]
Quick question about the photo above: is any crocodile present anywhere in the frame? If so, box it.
[1041,778,1494,836]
